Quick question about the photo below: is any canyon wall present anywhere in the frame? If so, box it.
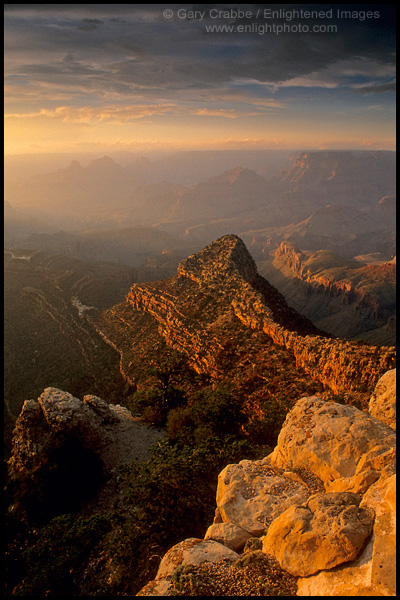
[126,236,395,394]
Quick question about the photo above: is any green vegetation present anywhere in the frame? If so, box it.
[128,351,193,425]
[245,394,293,446]
[9,514,113,597]
[8,432,104,526]
[105,370,265,595]
[4,350,326,596]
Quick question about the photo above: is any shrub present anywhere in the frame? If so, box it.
[13,513,112,597]
[189,385,246,438]
[13,432,104,524]
[166,406,194,442]
[245,394,293,446]
[109,431,258,596]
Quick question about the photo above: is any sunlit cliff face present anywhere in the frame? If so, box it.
[102,235,395,397]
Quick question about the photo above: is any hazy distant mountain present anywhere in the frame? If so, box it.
[267,150,396,203]
[5,156,146,224]
[252,151,396,227]
[4,201,54,246]
[6,226,197,268]
[241,199,396,260]
[125,149,293,186]
[5,150,291,218]
[157,166,272,224]
[123,182,185,223]
[4,150,395,259]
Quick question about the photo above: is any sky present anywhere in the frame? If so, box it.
[4,3,396,155]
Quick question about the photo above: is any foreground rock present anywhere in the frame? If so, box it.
[8,388,165,514]
[10,388,164,476]
[137,369,396,596]
[267,395,396,494]
[204,522,252,552]
[137,538,239,596]
[368,368,396,429]
[215,459,315,536]
[297,475,396,596]
[263,492,374,577]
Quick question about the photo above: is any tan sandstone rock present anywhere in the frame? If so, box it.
[137,538,239,596]
[368,368,396,429]
[267,396,396,493]
[262,491,374,577]
[204,522,252,552]
[297,475,396,596]
[216,458,311,536]
[156,538,239,579]
[136,578,175,596]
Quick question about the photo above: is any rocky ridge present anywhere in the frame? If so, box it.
[137,368,396,596]
[119,235,395,394]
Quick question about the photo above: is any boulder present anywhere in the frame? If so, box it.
[137,538,239,595]
[8,399,53,476]
[268,396,396,493]
[262,492,374,577]
[204,522,252,552]
[8,388,165,480]
[368,368,396,429]
[136,578,175,596]
[156,538,239,579]
[297,475,396,596]
[83,394,120,424]
[37,388,109,451]
[216,458,312,536]
[360,474,396,595]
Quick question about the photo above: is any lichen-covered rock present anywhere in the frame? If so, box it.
[204,522,252,552]
[156,538,239,579]
[262,492,374,577]
[216,458,312,535]
[136,538,239,596]
[368,368,396,429]
[136,578,175,596]
[268,396,396,493]
[297,475,396,596]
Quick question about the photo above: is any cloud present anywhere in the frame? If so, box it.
[192,108,238,118]
[5,99,286,123]
[5,104,180,123]
[353,82,396,94]
[77,18,104,32]
[5,5,396,104]
[4,4,396,152]
[236,58,396,92]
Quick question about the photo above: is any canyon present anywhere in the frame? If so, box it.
[95,235,395,400]
[4,148,396,597]
[257,242,396,345]
[4,234,396,597]
[5,150,396,260]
